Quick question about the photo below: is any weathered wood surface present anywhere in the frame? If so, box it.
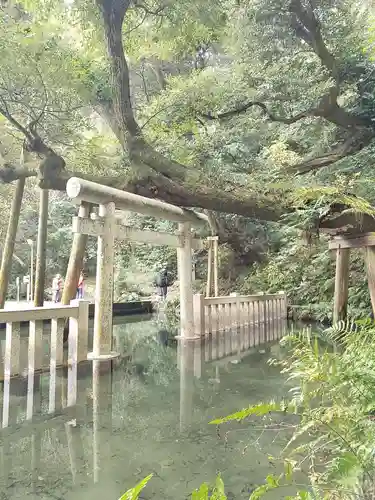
[196,293,287,343]
[205,293,286,305]
[203,300,285,334]
[206,243,213,298]
[72,216,204,249]
[0,304,79,323]
[92,203,116,356]
[67,177,209,227]
[34,188,49,307]
[0,301,89,381]
[178,222,194,338]
[329,232,375,250]
[320,212,375,236]
[333,248,350,323]
[365,247,375,316]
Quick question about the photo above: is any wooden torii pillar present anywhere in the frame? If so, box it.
[206,236,218,297]
[329,232,375,323]
[66,178,207,357]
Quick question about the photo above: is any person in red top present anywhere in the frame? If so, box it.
[76,271,84,299]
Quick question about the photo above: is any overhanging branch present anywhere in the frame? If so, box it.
[289,0,338,87]
[200,101,314,124]
[289,130,374,175]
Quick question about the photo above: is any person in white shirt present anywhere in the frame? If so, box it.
[52,274,63,303]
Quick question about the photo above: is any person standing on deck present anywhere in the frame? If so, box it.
[76,271,84,299]
[52,274,63,303]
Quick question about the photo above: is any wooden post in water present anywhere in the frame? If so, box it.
[193,293,205,337]
[213,236,219,297]
[89,203,119,360]
[92,359,113,483]
[206,239,213,297]
[179,339,195,431]
[333,247,350,323]
[178,222,194,338]
[69,300,89,364]
[65,419,85,484]
[206,236,219,297]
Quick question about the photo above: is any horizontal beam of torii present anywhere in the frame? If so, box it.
[72,217,204,249]
[66,178,209,227]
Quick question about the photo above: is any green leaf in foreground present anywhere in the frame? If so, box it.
[118,474,153,500]
[191,474,227,499]
[209,401,293,424]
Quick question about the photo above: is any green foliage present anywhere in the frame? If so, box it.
[238,228,371,323]
[118,474,153,500]
[191,475,226,500]
[118,319,375,499]
[209,401,292,425]
[2,0,375,318]
[210,323,375,498]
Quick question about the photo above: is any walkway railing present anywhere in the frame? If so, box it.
[0,300,89,382]
[193,292,287,341]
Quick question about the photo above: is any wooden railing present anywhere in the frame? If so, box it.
[0,300,89,383]
[193,292,287,341]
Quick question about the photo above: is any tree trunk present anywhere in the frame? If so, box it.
[34,189,49,307]
[0,177,25,308]
[61,206,89,305]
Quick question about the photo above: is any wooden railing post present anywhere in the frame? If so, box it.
[69,300,89,363]
[27,320,43,420]
[2,322,20,427]
[193,293,205,336]
[278,291,287,319]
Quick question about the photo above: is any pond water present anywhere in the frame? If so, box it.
[0,316,303,500]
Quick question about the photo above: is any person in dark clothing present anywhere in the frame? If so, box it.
[155,268,169,299]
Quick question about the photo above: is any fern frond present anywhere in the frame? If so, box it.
[209,400,297,425]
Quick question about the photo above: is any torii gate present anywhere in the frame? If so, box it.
[66,177,208,360]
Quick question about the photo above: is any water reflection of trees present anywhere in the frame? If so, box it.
[0,319,290,499]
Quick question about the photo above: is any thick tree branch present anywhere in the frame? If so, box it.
[289,130,374,175]
[289,0,338,87]
[200,95,370,130]
[0,102,34,143]
[200,101,314,124]
[0,160,282,220]
[0,164,36,183]
[132,1,166,16]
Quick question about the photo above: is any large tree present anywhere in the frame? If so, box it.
[1,0,374,221]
